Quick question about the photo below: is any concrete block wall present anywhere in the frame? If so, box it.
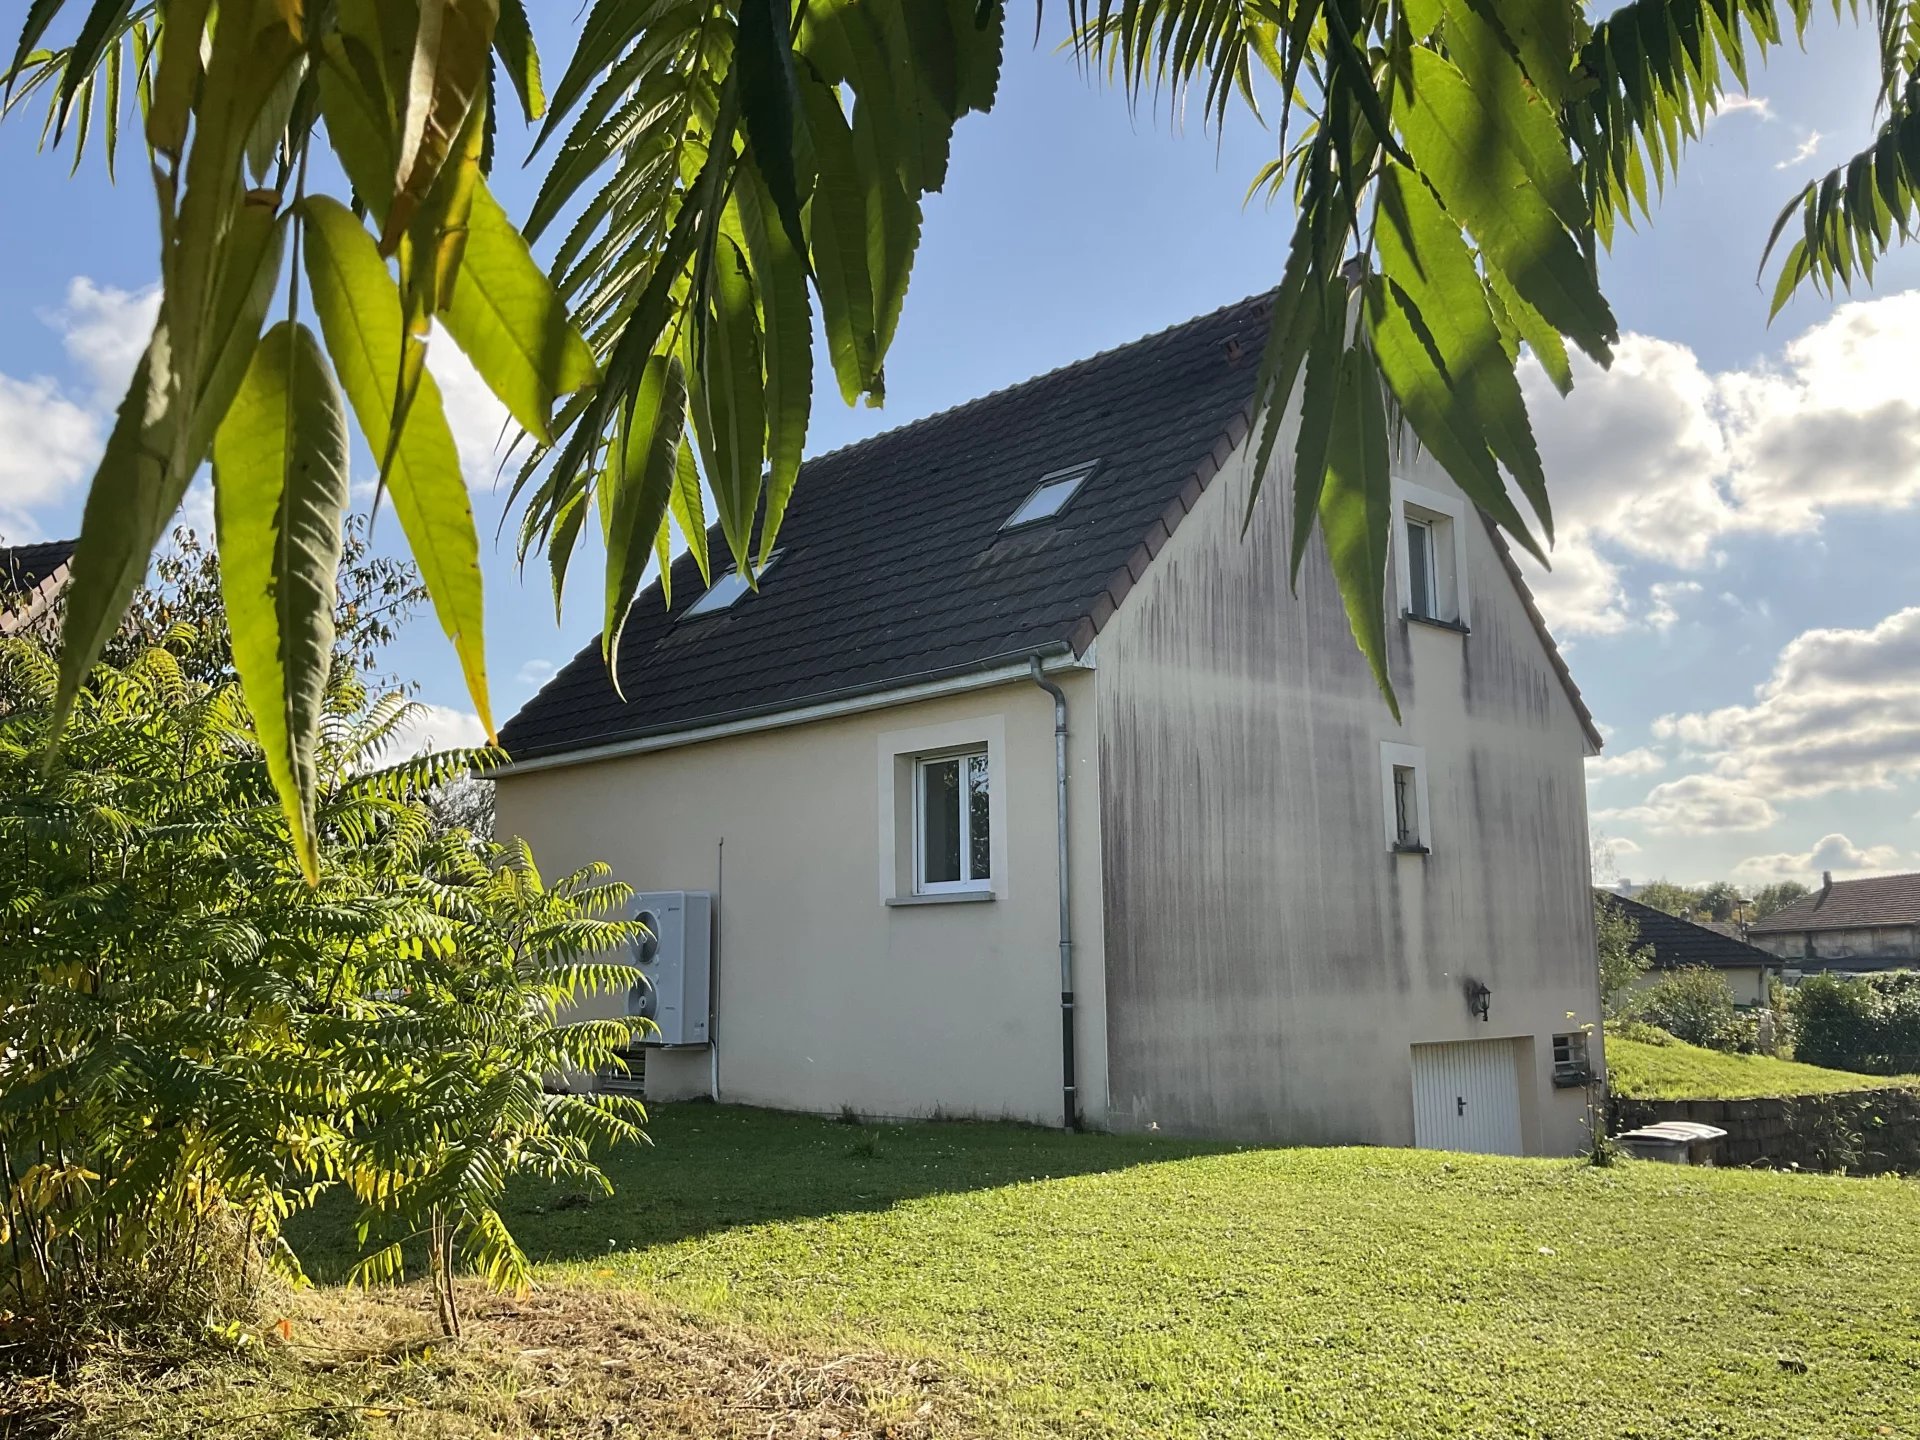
[1614,1090,1920,1175]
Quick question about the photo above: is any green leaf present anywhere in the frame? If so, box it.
[602,354,689,678]
[1286,277,1347,584]
[212,320,351,885]
[143,0,211,153]
[798,68,878,405]
[383,0,498,253]
[737,0,812,258]
[1374,161,1550,541]
[54,335,186,734]
[548,485,588,619]
[1486,264,1572,396]
[492,0,544,120]
[1400,47,1616,361]
[5,0,67,93]
[691,234,766,573]
[299,194,495,738]
[670,435,709,584]
[735,166,813,567]
[1318,342,1397,716]
[54,0,132,141]
[435,177,598,445]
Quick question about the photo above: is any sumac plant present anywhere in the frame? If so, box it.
[0,637,646,1351]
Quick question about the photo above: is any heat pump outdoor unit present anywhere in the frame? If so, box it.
[629,891,713,1046]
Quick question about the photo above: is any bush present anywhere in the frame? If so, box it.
[1632,967,1756,1053]
[0,640,647,1358]
[1791,973,1920,1075]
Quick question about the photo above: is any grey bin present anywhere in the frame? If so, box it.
[1614,1121,1728,1165]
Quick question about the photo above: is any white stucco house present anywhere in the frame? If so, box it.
[496,295,1607,1157]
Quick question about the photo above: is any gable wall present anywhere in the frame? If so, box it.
[1093,421,1602,1151]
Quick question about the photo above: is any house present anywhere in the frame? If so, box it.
[0,539,75,636]
[1747,871,1920,975]
[1597,890,1779,1007]
[495,295,1606,1157]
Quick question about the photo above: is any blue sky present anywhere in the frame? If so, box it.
[4,6,1920,893]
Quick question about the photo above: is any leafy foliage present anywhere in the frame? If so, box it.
[1790,972,1920,1075]
[1751,880,1812,921]
[8,0,1920,872]
[0,638,646,1353]
[1595,894,1654,1015]
[1631,966,1758,1053]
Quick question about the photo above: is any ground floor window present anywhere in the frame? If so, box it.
[1551,1032,1592,1087]
[917,749,991,891]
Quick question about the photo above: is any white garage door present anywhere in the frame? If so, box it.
[1410,1040,1524,1156]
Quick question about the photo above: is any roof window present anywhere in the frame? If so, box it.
[1002,461,1098,530]
[685,550,782,618]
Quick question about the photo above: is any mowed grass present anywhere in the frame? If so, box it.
[291,1104,1920,1440]
[1609,1032,1920,1100]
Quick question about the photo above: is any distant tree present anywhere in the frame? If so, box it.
[1752,881,1812,922]
[1634,881,1704,921]
[1596,896,1654,1017]
[1695,881,1746,925]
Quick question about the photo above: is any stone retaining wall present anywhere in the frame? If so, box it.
[1613,1089,1920,1175]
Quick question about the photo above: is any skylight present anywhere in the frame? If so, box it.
[1002,461,1098,529]
[684,550,783,618]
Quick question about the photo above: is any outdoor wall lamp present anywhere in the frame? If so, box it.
[1465,981,1491,1023]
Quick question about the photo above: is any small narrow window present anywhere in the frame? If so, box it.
[1003,461,1098,529]
[685,550,782,618]
[1405,517,1438,620]
[1552,1032,1592,1087]
[917,749,991,891]
[1392,765,1420,848]
[1380,742,1430,853]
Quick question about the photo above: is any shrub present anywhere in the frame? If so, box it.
[1595,896,1653,1016]
[0,640,646,1357]
[1632,967,1754,1053]
[1791,973,1920,1075]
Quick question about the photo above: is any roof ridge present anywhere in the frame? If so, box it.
[795,292,1270,472]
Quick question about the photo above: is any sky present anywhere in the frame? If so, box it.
[3,6,1919,894]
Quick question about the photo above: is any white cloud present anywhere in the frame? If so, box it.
[0,375,101,538]
[1735,832,1906,882]
[1709,93,1773,124]
[516,658,557,689]
[1646,580,1703,631]
[1594,772,1780,835]
[50,278,160,398]
[1519,291,1920,635]
[1776,130,1823,170]
[385,702,490,758]
[1587,746,1666,780]
[425,324,513,490]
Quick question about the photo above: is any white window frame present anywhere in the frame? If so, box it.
[1379,741,1431,852]
[913,746,993,894]
[1391,479,1470,628]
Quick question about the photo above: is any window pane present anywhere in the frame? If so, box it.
[1406,520,1434,618]
[967,753,991,881]
[1393,765,1416,846]
[921,759,962,884]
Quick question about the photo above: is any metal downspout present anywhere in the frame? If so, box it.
[1029,657,1076,1129]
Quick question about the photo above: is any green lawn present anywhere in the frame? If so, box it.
[1608,1031,1920,1100]
[293,1104,1920,1439]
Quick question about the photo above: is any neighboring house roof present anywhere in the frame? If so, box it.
[1598,891,1777,972]
[0,539,76,635]
[1747,872,1920,936]
[501,296,1602,762]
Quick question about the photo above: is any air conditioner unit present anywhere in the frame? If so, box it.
[629,891,712,1046]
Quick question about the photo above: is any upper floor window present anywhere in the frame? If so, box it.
[685,550,783,618]
[1392,480,1469,628]
[1003,461,1098,529]
[917,749,991,891]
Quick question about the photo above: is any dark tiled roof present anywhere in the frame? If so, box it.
[502,297,1600,761]
[1747,872,1920,935]
[1,539,75,598]
[1598,891,1778,971]
[0,539,75,627]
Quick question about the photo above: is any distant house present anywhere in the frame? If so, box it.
[1747,871,1920,975]
[1597,890,1779,1007]
[496,296,1606,1158]
[0,540,75,637]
